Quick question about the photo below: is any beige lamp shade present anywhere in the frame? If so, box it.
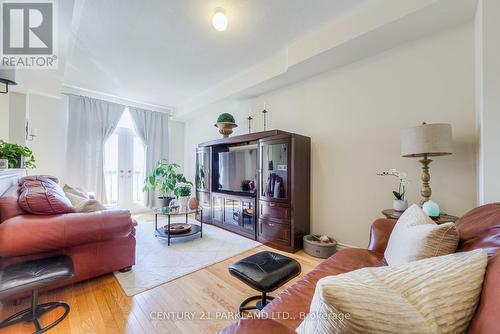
[401,123,452,157]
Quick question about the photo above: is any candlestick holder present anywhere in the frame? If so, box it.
[247,116,253,134]
[262,109,268,131]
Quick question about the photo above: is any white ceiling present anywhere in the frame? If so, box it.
[63,0,370,109]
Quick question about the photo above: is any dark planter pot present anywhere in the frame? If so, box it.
[14,154,25,168]
[156,196,175,208]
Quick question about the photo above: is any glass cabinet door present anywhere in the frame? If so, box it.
[212,196,223,223]
[224,198,241,227]
[241,200,254,232]
[196,149,210,191]
[196,191,210,223]
[260,142,288,200]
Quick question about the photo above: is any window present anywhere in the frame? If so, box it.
[104,108,146,210]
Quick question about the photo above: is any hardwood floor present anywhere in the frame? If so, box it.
[0,245,322,334]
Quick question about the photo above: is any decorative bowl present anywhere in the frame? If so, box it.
[164,223,192,234]
[214,122,238,138]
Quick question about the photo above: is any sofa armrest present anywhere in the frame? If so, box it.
[0,209,133,257]
[367,218,397,254]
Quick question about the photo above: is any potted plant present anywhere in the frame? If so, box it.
[143,160,192,207]
[377,169,410,212]
[174,182,192,208]
[0,140,36,169]
[214,113,238,138]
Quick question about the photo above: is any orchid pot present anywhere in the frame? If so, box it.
[393,199,408,212]
[378,169,410,212]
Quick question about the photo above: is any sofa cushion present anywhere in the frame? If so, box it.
[63,184,106,213]
[220,318,296,334]
[18,178,73,215]
[0,209,133,257]
[457,203,500,256]
[20,179,59,191]
[72,199,106,213]
[63,184,89,199]
[384,204,459,265]
[18,175,59,185]
[455,203,500,333]
[297,249,487,334]
[259,248,386,330]
[0,186,25,223]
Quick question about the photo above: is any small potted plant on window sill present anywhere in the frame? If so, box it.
[143,160,192,208]
[214,113,238,138]
[377,169,410,212]
[0,140,36,169]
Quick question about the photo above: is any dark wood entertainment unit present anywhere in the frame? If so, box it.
[195,130,310,252]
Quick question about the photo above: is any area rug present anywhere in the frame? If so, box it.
[114,217,261,296]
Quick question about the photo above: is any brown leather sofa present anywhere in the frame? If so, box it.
[0,185,136,299]
[221,203,500,333]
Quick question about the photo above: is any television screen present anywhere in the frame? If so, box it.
[218,146,257,194]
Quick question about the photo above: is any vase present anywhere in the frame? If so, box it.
[177,196,189,209]
[156,196,175,208]
[0,159,8,169]
[214,122,238,138]
[393,199,408,212]
[188,197,199,210]
[14,154,25,168]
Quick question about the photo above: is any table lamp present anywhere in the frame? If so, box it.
[401,122,452,205]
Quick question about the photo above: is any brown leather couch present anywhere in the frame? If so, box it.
[0,185,136,299]
[222,203,500,333]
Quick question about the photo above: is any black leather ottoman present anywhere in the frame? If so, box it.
[229,251,301,315]
[0,256,74,333]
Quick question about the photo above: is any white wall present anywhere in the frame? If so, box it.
[0,94,9,141]
[9,92,27,145]
[476,0,500,204]
[169,120,185,171]
[27,94,68,180]
[184,23,477,247]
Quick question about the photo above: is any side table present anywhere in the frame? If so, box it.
[382,209,459,224]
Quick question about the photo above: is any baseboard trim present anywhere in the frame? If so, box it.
[337,242,361,249]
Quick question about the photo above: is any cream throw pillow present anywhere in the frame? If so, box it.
[297,249,487,334]
[384,204,459,265]
[63,184,89,199]
[63,184,107,213]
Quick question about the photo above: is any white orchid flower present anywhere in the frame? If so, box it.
[400,178,410,186]
[377,168,409,201]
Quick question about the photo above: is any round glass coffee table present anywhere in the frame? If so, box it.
[153,207,203,246]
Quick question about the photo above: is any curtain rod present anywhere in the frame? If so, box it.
[61,87,174,116]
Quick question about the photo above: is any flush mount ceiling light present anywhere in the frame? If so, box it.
[0,68,17,94]
[212,8,228,31]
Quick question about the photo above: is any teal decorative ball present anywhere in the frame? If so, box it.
[422,200,440,217]
[217,113,235,123]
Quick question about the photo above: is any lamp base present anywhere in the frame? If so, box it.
[419,155,432,205]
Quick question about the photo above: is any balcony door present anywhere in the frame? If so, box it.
[104,109,146,212]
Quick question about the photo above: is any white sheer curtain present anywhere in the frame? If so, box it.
[66,95,125,201]
[129,107,169,207]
